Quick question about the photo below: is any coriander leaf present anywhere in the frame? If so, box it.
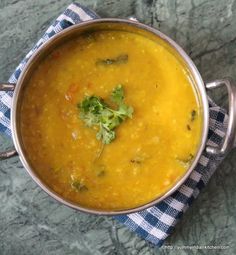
[117,103,134,118]
[78,85,133,145]
[111,84,124,104]
[96,126,115,144]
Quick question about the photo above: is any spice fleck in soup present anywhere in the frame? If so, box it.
[20,30,202,210]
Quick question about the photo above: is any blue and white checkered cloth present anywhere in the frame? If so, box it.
[0,3,229,247]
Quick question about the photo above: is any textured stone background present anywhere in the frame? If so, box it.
[0,0,236,254]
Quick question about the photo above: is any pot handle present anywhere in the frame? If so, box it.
[206,78,236,155]
[0,82,18,160]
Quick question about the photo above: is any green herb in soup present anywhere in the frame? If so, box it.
[96,54,128,66]
[191,109,197,122]
[78,85,133,144]
[176,153,194,166]
[71,180,88,192]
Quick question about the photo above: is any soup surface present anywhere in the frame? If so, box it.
[21,30,202,211]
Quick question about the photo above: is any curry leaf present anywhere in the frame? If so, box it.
[71,180,88,192]
[191,109,197,122]
[96,54,128,66]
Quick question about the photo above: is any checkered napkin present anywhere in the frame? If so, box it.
[0,3,229,247]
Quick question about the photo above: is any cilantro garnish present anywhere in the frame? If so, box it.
[78,85,133,144]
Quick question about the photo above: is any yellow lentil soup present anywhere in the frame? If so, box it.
[20,30,202,210]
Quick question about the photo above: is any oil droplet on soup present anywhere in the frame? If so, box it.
[20,31,202,210]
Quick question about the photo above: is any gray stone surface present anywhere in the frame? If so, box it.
[0,0,236,254]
